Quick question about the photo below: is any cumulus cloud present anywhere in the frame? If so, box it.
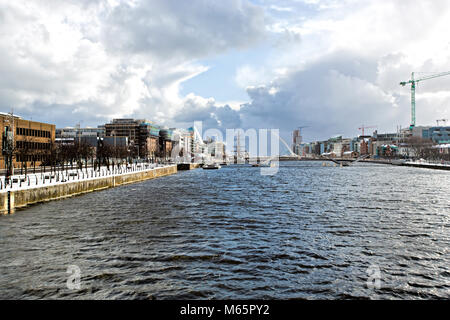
[1,0,450,149]
[0,0,265,127]
[229,0,450,145]
[238,51,405,142]
[173,94,242,131]
[102,0,266,62]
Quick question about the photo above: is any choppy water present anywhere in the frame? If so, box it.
[0,161,449,299]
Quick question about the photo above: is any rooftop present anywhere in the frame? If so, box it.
[0,112,22,119]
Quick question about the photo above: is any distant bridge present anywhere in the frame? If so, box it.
[244,155,368,164]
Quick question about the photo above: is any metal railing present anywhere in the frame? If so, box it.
[0,163,170,191]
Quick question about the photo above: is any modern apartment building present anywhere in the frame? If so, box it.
[104,119,146,156]
[139,122,160,161]
[424,126,450,144]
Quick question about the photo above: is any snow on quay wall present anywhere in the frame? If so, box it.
[0,165,177,214]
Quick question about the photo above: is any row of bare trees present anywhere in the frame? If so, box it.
[13,140,142,176]
[401,137,449,161]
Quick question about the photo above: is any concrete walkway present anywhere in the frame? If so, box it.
[0,163,171,193]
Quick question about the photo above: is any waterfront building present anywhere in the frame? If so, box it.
[301,126,449,160]
[171,128,193,163]
[350,137,360,154]
[292,129,302,155]
[105,119,148,158]
[105,119,145,140]
[159,128,174,161]
[373,131,401,143]
[55,137,75,146]
[102,136,129,148]
[56,126,104,140]
[0,112,55,170]
[323,135,342,156]
[139,122,160,161]
[97,125,106,138]
[371,130,400,157]
[78,136,99,148]
[214,141,226,160]
[330,138,351,157]
[297,143,307,157]
[332,142,343,156]
[306,141,321,157]
[424,126,450,144]
[320,142,325,155]
[395,126,450,157]
[411,126,431,139]
[102,119,214,163]
[360,139,369,155]
[378,144,399,157]
[188,126,206,161]
[432,143,450,155]
[55,125,105,148]
[203,138,226,160]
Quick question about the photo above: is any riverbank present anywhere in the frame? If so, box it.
[395,161,450,171]
[359,159,450,170]
[280,157,450,171]
[0,164,179,214]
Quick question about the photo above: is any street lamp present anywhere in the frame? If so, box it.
[2,112,15,182]
[111,129,116,163]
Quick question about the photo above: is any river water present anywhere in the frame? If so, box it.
[0,161,449,299]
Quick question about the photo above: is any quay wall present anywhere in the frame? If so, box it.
[177,163,201,170]
[397,162,450,171]
[1,165,177,214]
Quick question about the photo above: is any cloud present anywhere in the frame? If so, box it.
[228,0,450,144]
[236,50,407,142]
[101,0,266,62]
[269,5,293,13]
[0,0,265,127]
[1,0,450,147]
[173,94,242,131]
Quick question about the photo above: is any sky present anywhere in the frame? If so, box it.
[1,0,450,147]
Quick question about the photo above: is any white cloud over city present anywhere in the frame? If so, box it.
[1,0,450,146]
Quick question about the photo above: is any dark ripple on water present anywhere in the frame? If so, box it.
[0,162,449,299]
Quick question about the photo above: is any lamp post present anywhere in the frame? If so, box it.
[111,129,116,164]
[2,112,15,183]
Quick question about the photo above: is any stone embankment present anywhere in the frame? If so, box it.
[1,164,179,214]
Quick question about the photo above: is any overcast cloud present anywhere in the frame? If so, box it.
[1,0,450,147]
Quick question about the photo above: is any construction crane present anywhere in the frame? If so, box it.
[358,125,377,137]
[436,119,448,126]
[400,71,450,129]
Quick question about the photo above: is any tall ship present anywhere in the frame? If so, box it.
[233,131,247,164]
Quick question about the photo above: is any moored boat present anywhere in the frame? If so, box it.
[203,163,221,170]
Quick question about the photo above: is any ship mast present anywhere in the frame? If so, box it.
[234,131,245,163]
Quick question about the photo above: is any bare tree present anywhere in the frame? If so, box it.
[75,141,95,170]
[114,145,129,166]
[406,136,434,160]
[97,142,114,170]
[14,136,37,176]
